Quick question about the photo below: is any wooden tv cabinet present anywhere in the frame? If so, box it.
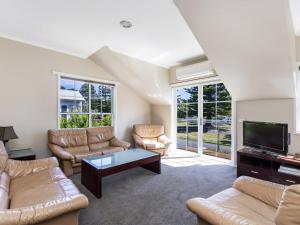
[237,148,300,185]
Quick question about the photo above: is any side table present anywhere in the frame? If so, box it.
[8,148,36,160]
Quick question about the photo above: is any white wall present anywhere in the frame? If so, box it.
[151,105,172,137]
[236,99,300,156]
[0,37,150,158]
[296,37,300,62]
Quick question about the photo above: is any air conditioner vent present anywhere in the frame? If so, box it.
[176,61,216,81]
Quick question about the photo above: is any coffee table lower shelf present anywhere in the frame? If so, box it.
[81,153,160,198]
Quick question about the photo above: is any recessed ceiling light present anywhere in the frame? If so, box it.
[120,20,132,29]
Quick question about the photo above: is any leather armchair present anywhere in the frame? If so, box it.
[187,176,300,225]
[0,141,88,225]
[132,124,171,156]
[48,127,130,176]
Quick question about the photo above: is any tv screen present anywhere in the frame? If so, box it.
[243,121,288,155]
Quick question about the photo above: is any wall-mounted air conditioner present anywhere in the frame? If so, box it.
[175,61,217,81]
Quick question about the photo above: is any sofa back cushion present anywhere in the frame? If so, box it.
[48,129,88,153]
[133,124,164,138]
[275,184,300,225]
[87,127,114,144]
[234,176,285,208]
[0,141,8,173]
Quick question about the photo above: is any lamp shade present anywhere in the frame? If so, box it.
[0,126,18,141]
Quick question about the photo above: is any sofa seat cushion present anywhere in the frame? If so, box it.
[10,178,80,208]
[100,147,124,155]
[143,140,165,150]
[89,141,110,152]
[74,151,103,163]
[188,188,277,225]
[10,167,66,198]
[0,171,10,193]
[65,145,89,154]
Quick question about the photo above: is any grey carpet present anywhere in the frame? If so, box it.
[71,158,236,225]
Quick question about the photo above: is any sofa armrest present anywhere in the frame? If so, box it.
[233,176,286,208]
[275,184,300,225]
[49,144,75,162]
[5,157,59,178]
[158,135,172,146]
[187,198,258,225]
[132,134,145,149]
[110,137,130,150]
[0,194,88,225]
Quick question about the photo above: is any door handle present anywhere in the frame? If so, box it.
[250,170,259,174]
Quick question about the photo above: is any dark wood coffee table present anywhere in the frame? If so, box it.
[81,148,161,198]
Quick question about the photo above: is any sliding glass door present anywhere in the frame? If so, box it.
[176,86,198,152]
[202,83,232,160]
[175,83,232,160]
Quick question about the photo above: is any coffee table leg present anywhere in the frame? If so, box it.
[81,162,102,198]
[141,158,161,174]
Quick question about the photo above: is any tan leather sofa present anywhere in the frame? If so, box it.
[132,124,171,156]
[0,141,88,225]
[48,127,130,176]
[187,176,300,225]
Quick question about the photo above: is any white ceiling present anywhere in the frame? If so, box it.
[289,0,300,36]
[175,0,296,101]
[0,0,203,68]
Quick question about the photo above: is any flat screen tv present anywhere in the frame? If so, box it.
[243,121,288,155]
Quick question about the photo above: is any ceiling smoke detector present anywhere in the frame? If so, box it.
[120,20,132,28]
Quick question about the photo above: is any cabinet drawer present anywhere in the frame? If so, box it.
[272,172,300,185]
[238,164,270,180]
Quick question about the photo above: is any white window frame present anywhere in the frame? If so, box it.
[54,71,119,129]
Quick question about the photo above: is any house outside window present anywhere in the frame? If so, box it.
[58,76,114,128]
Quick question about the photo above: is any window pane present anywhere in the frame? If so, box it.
[203,84,216,102]
[60,78,75,113]
[187,126,198,152]
[177,86,198,103]
[60,114,89,128]
[91,83,101,99]
[217,102,231,121]
[188,103,198,125]
[177,103,186,120]
[60,79,89,113]
[102,86,112,113]
[92,114,112,127]
[76,80,89,113]
[91,99,101,113]
[60,78,75,91]
[217,83,231,101]
[177,126,187,150]
[203,103,216,121]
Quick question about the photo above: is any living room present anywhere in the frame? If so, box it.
[0,0,300,225]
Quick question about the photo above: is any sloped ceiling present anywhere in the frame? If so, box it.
[175,0,296,101]
[90,47,171,105]
[0,0,203,68]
